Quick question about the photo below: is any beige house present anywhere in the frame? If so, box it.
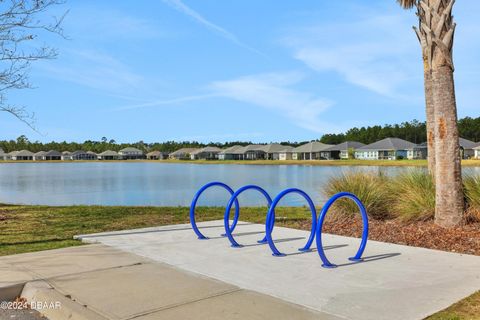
[119,147,144,160]
[147,150,169,160]
[7,150,34,161]
[33,151,47,161]
[459,138,477,159]
[190,147,222,160]
[98,150,120,160]
[474,145,480,159]
[292,141,333,160]
[218,145,244,160]
[261,144,294,160]
[169,148,200,160]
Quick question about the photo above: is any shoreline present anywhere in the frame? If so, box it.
[1,159,480,167]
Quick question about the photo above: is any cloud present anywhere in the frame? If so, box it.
[113,94,219,111]
[283,13,421,97]
[161,0,263,56]
[209,72,337,133]
[38,49,146,94]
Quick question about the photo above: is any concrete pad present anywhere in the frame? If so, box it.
[48,263,239,320]
[77,220,480,320]
[138,289,339,320]
[0,244,147,279]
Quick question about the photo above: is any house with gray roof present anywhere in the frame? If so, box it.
[61,151,73,161]
[169,148,200,160]
[474,144,480,159]
[119,147,144,160]
[190,147,222,160]
[459,138,477,159]
[292,141,333,160]
[33,151,47,161]
[240,145,268,160]
[98,150,120,160]
[146,150,169,160]
[355,138,418,160]
[321,141,366,160]
[261,144,294,160]
[44,150,62,160]
[7,150,34,161]
[69,150,97,161]
[218,145,244,160]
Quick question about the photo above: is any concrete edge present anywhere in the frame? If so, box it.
[0,283,25,302]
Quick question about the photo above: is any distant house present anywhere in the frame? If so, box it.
[0,147,5,160]
[474,144,480,159]
[70,150,97,161]
[44,150,62,161]
[321,141,365,160]
[146,150,168,160]
[118,147,144,160]
[33,151,47,161]
[355,138,418,160]
[7,150,34,161]
[261,144,294,160]
[169,148,200,160]
[242,145,268,160]
[218,145,244,160]
[98,150,120,160]
[61,151,73,161]
[292,141,333,160]
[459,138,477,159]
[190,147,222,160]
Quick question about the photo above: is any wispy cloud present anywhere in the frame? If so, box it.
[209,72,337,133]
[161,0,263,56]
[113,93,219,111]
[283,13,421,98]
[38,49,147,95]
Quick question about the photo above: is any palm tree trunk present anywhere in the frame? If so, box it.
[432,66,464,227]
[424,66,435,175]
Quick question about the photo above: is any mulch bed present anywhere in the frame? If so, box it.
[289,216,480,256]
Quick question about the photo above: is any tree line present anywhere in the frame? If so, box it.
[319,117,480,145]
[1,116,479,153]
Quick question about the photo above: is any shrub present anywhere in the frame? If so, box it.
[389,170,435,222]
[464,174,480,222]
[323,171,390,220]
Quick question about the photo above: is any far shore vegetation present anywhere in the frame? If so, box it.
[2,117,480,154]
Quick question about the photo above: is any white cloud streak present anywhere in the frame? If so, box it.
[161,0,264,56]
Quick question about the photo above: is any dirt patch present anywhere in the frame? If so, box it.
[291,216,480,256]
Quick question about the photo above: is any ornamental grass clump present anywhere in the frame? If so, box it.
[323,171,390,220]
[389,170,435,222]
[463,174,480,222]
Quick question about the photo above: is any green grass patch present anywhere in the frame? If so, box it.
[425,291,480,320]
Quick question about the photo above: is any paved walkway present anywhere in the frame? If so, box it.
[76,220,480,320]
[0,244,329,320]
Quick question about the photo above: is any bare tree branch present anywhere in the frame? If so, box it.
[0,0,67,130]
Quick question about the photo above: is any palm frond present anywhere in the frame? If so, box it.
[396,0,417,9]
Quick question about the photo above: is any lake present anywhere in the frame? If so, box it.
[0,162,478,207]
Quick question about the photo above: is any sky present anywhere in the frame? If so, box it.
[1,0,479,143]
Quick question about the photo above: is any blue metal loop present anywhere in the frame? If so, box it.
[265,188,317,256]
[223,185,274,248]
[316,192,369,268]
[190,182,239,239]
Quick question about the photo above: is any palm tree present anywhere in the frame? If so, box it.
[397,0,463,227]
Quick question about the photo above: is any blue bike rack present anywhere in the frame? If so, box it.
[223,185,274,248]
[265,188,317,257]
[190,182,369,268]
[189,182,239,239]
[316,192,369,268]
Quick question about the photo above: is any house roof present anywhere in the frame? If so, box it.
[232,144,267,154]
[474,143,480,150]
[261,144,294,153]
[191,147,223,155]
[218,145,244,154]
[323,141,365,152]
[71,150,87,156]
[62,151,72,155]
[459,138,477,149]
[34,151,46,156]
[14,150,34,156]
[98,150,119,156]
[147,150,162,156]
[169,148,201,156]
[292,141,333,153]
[86,151,97,155]
[119,147,143,153]
[45,150,62,157]
[357,138,417,151]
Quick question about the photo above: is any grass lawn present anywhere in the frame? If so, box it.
[0,203,479,319]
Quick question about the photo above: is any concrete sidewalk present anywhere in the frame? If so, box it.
[76,220,480,320]
[0,244,330,320]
